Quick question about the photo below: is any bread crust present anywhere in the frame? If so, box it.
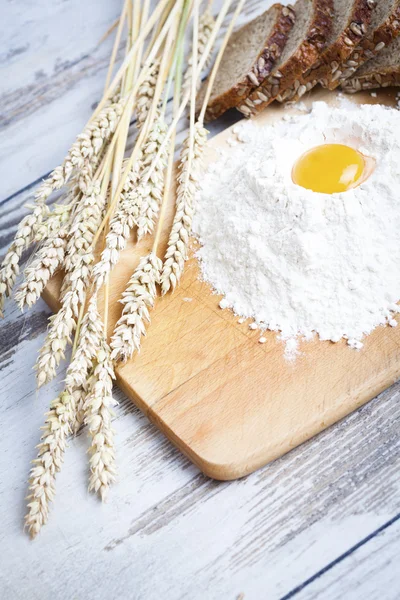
[199,4,296,121]
[238,0,334,117]
[280,0,374,103]
[341,64,400,92]
[332,0,400,90]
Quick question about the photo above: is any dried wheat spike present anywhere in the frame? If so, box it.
[136,59,160,129]
[161,122,208,294]
[92,156,144,289]
[0,203,48,317]
[15,207,72,310]
[35,184,106,387]
[24,391,76,538]
[110,252,162,362]
[65,295,104,391]
[136,117,169,240]
[84,340,117,500]
[34,102,123,206]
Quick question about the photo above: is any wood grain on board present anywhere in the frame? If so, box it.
[44,88,400,481]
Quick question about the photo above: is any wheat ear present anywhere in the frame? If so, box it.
[136,59,161,129]
[35,183,107,388]
[15,208,72,310]
[110,252,162,362]
[65,296,104,390]
[136,116,169,239]
[24,391,76,538]
[161,123,207,293]
[0,203,48,318]
[84,339,117,500]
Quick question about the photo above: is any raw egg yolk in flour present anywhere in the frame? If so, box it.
[292,144,365,194]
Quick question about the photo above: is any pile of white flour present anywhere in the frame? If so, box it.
[193,101,400,358]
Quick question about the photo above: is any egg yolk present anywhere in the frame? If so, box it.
[292,144,365,194]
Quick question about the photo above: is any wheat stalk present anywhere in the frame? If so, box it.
[162,0,246,293]
[109,31,183,362]
[0,203,48,318]
[92,157,143,290]
[110,252,162,362]
[35,184,107,387]
[65,295,104,390]
[33,200,75,242]
[36,102,123,206]
[84,339,117,500]
[136,116,168,239]
[183,8,215,91]
[161,123,207,293]
[0,104,121,319]
[15,207,73,310]
[92,115,167,289]
[136,59,161,129]
[24,390,76,538]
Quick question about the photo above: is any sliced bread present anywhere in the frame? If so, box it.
[281,0,374,103]
[197,4,296,121]
[331,0,400,89]
[237,0,334,118]
[341,33,400,91]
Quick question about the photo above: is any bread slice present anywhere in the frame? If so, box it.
[238,0,334,117]
[341,33,400,91]
[197,4,296,121]
[331,0,400,89]
[281,0,374,103]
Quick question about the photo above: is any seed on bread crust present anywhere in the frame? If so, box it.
[257,90,270,101]
[375,41,386,52]
[341,64,400,94]
[297,84,307,96]
[350,22,363,36]
[247,72,259,86]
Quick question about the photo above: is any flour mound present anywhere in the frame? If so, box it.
[193,101,400,355]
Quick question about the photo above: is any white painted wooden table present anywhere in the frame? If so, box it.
[1,1,400,598]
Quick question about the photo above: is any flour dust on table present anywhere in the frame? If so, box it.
[193,101,400,359]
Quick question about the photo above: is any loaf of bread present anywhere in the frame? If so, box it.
[332,0,400,89]
[282,0,374,103]
[341,33,400,92]
[236,0,334,117]
[197,4,296,121]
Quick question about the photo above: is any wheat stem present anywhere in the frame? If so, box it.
[141,0,233,185]
[92,0,184,247]
[104,0,129,92]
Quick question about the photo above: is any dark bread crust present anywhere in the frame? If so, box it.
[198,4,296,121]
[282,0,374,103]
[341,64,400,92]
[238,0,334,117]
[332,0,400,90]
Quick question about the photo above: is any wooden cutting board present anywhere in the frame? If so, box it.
[43,88,400,481]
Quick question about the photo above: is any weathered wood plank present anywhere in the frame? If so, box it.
[291,516,400,599]
[1,302,400,599]
[1,0,400,598]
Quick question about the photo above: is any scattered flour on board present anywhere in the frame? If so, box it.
[192,101,400,360]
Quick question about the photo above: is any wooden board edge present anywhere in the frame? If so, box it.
[146,363,400,481]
